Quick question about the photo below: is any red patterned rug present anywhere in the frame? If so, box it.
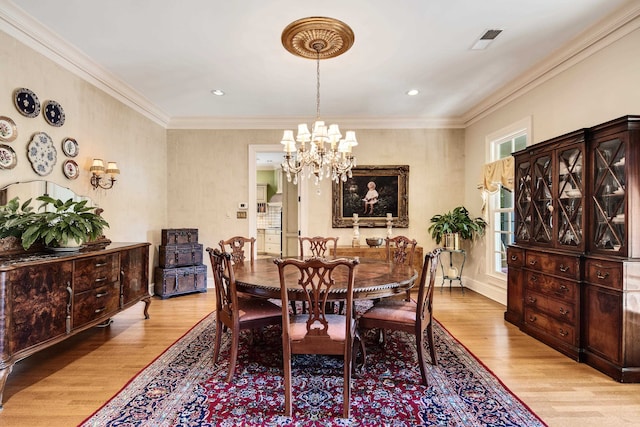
[79,305,547,426]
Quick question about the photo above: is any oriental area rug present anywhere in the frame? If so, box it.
[80,308,547,427]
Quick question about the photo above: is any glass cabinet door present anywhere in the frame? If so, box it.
[515,159,532,242]
[532,154,553,244]
[557,146,584,249]
[592,137,626,253]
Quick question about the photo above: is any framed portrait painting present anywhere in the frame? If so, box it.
[332,165,409,228]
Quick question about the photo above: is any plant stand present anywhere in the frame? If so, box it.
[440,249,466,292]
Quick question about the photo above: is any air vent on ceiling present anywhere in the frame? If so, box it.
[471,29,503,50]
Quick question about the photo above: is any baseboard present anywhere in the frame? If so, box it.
[450,274,507,306]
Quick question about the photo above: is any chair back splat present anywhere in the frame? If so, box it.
[298,236,339,258]
[385,235,417,266]
[219,236,255,264]
[274,256,359,418]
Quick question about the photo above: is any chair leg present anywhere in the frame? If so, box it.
[343,347,352,419]
[415,330,429,386]
[226,328,240,382]
[283,343,292,416]
[290,300,297,315]
[352,333,366,375]
[213,319,224,364]
[426,321,438,366]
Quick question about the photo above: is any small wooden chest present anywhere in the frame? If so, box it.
[158,243,203,268]
[161,228,199,245]
[154,264,207,299]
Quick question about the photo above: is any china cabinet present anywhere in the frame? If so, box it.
[507,115,640,381]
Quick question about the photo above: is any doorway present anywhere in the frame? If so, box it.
[248,145,303,257]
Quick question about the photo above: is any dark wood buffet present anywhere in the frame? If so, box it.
[506,115,640,382]
[0,242,151,407]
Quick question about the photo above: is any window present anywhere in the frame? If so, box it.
[486,119,529,277]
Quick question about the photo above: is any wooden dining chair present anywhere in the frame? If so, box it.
[297,236,340,314]
[207,247,282,382]
[298,236,339,258]
[219,236,255,264]
[385,235,418,300]
[358,248,442,386]
[274,256,360,418]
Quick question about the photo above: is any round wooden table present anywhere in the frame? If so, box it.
[231,257,417,301]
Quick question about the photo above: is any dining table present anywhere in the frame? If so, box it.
[230,256,418,301]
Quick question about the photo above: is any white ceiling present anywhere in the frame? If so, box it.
[1,0,637,130]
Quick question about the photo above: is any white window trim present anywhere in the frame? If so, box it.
[484,116,531,281]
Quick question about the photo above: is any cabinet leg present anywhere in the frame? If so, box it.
[0,363,14,410]
[142,296,151,319]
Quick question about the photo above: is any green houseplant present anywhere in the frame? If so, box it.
[20,196,109,250]
[0,197,38,240]
[428,206,487,249]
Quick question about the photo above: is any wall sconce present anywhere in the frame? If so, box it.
[90,158,120,190]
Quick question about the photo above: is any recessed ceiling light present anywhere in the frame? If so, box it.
[406,89,419,96]
[211,89,225,96]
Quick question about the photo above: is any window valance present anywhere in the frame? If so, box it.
[479,156,514,193]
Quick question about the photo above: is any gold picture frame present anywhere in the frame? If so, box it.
[332,165,409,228]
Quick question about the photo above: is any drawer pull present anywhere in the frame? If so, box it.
[559,264,569,272]
[559,329,569,337]
[529,259,537,266]
[95,291,109,298]
[530,275,538,282]
[558,285,568,293]
[510,255,518,261]
[95,262,107,267]
[596,271,610,280]
[94,307,107,314]
[95,277,108,283]
[559,307,569,317]
[527,296,537,304]
[528,315,537,322]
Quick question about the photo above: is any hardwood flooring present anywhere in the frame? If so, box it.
[1,287,639,426]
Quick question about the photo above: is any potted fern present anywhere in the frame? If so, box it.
[20,196,109,251]
[428,206,486,250]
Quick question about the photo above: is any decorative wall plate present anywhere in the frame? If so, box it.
[0,116,18,142]
[62,137,79,157]
[13,87,41,118]
[27,132,57,176]
[0,144,17,169]
[62,159,79,179]
[43,100,65,126]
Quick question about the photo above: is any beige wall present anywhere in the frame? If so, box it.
[0,30,168,276]
[464,22,640,302]
[166,128,466,254]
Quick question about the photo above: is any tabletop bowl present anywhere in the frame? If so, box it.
[366,237,384,248]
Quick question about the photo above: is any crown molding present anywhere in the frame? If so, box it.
[462,2,640,126]
[0,1,170,127]
[167,116,466,130]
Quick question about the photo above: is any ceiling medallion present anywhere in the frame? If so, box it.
[281,16,355,60]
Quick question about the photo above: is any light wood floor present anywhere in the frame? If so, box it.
[1,287,639,426]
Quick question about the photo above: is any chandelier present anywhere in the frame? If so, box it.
[280,17,358,185]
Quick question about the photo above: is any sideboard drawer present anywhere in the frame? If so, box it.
[584,259,622,290]
[524,290,576,324]
[525,251,580,279]
[525,271,577,301]
[73,282,120,327]
[507,247,524,268]
[74,253,120,293]
[524,307,576,346]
